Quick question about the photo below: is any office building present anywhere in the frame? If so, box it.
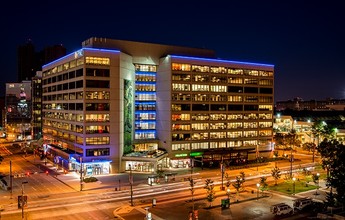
[41,37,274,175]
[32,72,43,140]
[17,40,66,82]
[5,81,32,141]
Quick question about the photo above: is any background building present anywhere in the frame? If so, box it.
[31,71,43,140]
[17,39,66,82]
[5,81,32,142]
[41,37,274,175]
[276,97,345,111]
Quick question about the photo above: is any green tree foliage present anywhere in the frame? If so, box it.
[271,166,281,186]
[285,129,301,150]
[225,172,231,188]
[156,169,165,178]
[188,176,196,210]
[259,176,268,192]
[204,179,215,207]
[274,133,288,150]
[232,174,245,201]
[318,139,345,207]
[325,189,336,208]
[240,171,246,186]
[302,142,316,152]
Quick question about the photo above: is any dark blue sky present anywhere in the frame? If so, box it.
[2,1,345,101]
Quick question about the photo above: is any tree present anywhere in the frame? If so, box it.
[225,172,231,189]
[271,166,281,186]
[302,142,316,152]
[318,139,345,207]
[188,176,196,216]
[259,176,268,193]
[204,179,215,207]
[240,171,246,187]
[232,174,245,201]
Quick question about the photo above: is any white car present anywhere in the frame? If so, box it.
[270,203,294,216]
[293,197,313,211]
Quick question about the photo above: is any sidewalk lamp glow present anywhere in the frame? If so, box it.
[292,177,296,195]
[316,173,320,195]
[227,188,230,200]
[256,183,260,199]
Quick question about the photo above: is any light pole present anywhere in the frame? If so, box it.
[227,188,230,200]
[316,173,320,195]
[292,177,296,195]
[80,158,83,191]
[10,160,13,199]
[21,181,28,220]
[129,164,133,206]
[220,157,225,190]
[256,183,260,200]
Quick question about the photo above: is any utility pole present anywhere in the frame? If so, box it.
[80,158,83,191]
[129,164,133,206]
[221,156,224,190]
[10,160,13,199]
[190,157,194,219]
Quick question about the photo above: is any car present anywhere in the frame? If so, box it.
[293,197,313,211]
[270,203,294,216]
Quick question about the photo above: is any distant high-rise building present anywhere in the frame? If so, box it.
[17,40,66,82]
[31,72,43,140]
[17,40,37,82]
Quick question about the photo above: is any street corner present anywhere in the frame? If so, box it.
[114,205,134,214]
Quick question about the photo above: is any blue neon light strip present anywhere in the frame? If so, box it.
[43,48,120,68]
[135,81,156,85]
[135,101,156,104]
[135,130,157,133]
[135,111,156,114]
[135,71,156,75]
[170,55,274,67]
[135,91,156,94]
[135,120,156,123]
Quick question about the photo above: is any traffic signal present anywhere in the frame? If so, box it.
[17,195,28,208]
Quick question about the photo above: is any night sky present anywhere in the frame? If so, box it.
[1,1,345,101]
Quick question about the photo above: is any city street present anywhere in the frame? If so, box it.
[0,143,329,219]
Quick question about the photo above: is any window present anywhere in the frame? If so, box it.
[86,137,110,145]
[86,80,110,88]
[86,68,110,77]
[86,148,110,156]
[85,57,110,65]
[172,63,191,71]
[135,64,157,72]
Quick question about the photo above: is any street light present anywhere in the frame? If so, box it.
[129,164,133,206]
[220,157,225,190]
[316,173,320,195]
[227,188,230,200]
[292,177,296,195]
[80,157,83,191]
[256,183,260,200]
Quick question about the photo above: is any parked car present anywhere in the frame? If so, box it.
[270,203,294,216]
[293,197,313,211]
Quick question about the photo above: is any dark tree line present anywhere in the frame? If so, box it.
[318,139,345,207]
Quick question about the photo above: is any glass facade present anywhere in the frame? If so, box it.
[171,61,274,152]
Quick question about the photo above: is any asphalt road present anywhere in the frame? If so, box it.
[0,143,329,220]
